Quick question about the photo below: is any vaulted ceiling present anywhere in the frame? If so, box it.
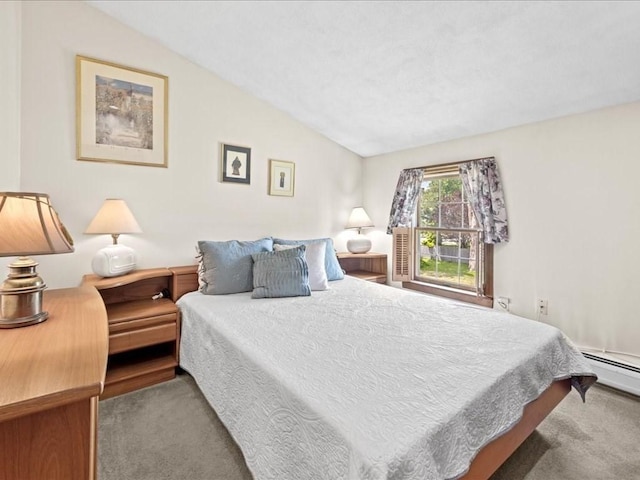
[87,1,640,157]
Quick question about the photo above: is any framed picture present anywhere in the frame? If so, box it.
[76,55,168,168]
[221,144,251,184]
[269,159,295,197]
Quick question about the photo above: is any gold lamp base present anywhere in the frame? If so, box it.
[0,257,49,329]
[0,309,48,328]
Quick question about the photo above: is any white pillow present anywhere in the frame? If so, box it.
[274,242,328,291]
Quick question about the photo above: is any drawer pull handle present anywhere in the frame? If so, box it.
[152,288,171,300]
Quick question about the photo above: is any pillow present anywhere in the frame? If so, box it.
[274,242,328,291]
[272,237,344,281]
[251,246,311,299]
[198,237,273,295]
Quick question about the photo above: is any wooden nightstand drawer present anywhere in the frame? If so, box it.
[106,298,177,325]
[109,312,177,334]
[109,322,176,355]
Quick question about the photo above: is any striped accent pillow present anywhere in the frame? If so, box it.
[251,245,311,299]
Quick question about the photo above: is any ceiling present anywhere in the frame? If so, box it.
[87,1,640,158]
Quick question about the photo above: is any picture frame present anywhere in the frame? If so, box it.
[268,159,295,197]
[76,55,168,168]
[221,144,251,184]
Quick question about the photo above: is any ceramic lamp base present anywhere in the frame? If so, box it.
[92,244,137,277]
[347,234,372,254]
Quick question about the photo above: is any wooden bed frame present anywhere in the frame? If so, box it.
[169,264,570,480]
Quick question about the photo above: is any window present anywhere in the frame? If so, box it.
[393,165,493,307]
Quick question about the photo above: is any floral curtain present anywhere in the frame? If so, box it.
[386,168,424,234]
[459,157,509,244]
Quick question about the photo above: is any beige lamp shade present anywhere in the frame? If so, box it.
[0,192,74,256]
[85,199,142,241]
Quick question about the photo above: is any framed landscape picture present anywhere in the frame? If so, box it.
[76,55,168,167]
[268,159,295,197]
[221,144,251,184]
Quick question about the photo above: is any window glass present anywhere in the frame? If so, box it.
[416,174,483,292]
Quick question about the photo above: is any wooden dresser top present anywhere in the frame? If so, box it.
[0,287,109,422]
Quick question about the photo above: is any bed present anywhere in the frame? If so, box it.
[170,264,595,480]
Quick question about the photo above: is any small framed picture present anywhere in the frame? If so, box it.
[221,144,251,184]
[269,159,295,197]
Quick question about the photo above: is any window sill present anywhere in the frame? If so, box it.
[402,280,493,308]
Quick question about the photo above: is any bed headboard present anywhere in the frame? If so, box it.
[169,265,199,302]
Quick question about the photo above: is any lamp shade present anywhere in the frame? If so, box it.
[85,199,142,236]
[346,207,374,230]
[0,192,74,256]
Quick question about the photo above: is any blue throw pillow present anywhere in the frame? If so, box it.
[198,238,273,295]
[272,237,344,281]
[251,246,311,299]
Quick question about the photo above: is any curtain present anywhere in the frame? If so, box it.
[386,168,424,234]
[459,157,509,244]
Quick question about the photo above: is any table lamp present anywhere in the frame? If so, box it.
[346,206,374,253]
[84,199,142,277]
[0,192,74,328]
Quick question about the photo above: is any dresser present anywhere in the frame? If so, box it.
[0,287,109,480]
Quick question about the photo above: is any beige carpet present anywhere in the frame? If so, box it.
[98,373,640,480]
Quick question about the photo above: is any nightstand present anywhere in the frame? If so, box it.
[337,252,388,284]
[82,268,179,399]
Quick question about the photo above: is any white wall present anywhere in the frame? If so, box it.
[4,1,362,288]
[6,2,638,365]
[363,102,640,362]
[0,1,21,191]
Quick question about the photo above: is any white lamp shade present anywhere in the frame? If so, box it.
[346,207,374,230]
[85,199,142,235]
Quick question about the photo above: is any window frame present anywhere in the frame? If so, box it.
[394,163,494,308]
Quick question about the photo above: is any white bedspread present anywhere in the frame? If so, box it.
[178,276,595,480]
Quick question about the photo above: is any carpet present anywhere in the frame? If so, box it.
[98,373,640,480]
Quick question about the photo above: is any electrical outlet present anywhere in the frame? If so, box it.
[497,297,510,312]
[537,299,548,315]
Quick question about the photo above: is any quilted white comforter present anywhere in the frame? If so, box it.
[178,276,595,480]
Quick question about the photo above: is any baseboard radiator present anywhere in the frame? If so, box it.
[583,352,640,397]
